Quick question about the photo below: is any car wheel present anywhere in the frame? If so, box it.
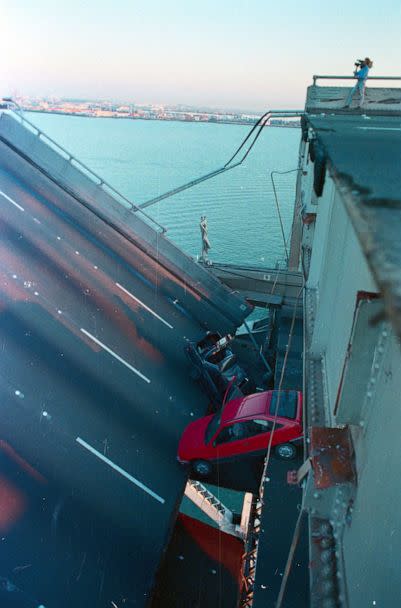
[275,443,297,460]
[191,459,212,478]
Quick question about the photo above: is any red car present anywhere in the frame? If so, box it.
[178,390,303,477]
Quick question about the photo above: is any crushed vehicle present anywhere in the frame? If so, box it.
[178,389,303,478]
[184,331,249,409]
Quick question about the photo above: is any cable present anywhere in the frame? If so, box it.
[223,110,271,167]
[243,319,272,375]
[224,110,303,167]
[138,163,242,209]
[138,119,263,210]
[207,264,299,290]
[139,110,303,209]
[270,169,301,266]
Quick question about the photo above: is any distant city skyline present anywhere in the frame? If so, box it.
[18,94,270,116]
[16,93,270,116]
[3,0,401,111]
[19,95,301,127]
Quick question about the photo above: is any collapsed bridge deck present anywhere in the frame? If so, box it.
[0,111,251,607]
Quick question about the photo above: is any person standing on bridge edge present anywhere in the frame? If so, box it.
[200,215,211,263]
[344,57,373,109]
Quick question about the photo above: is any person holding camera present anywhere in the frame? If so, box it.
[344,57,373,108]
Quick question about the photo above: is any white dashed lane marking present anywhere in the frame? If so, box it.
[116,282,174,329]
[357,127,401,131]
[80,328,151,384]
[0,189,25,212]
[76,437,165,504]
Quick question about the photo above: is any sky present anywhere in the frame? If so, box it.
[2,0,401,111]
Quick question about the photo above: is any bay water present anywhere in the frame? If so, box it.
[28,112,300,267]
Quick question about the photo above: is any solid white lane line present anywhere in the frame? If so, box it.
[76,437,165,504]
[116,282,173,329]
[0,189,25,212]
[80,328,151,384]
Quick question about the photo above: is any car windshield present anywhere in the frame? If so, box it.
[205,413,221,443]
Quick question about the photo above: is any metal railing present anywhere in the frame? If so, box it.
[0,99,167,233]
[312,74,401,85]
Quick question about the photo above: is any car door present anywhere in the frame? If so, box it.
[245,419,273,452]
[212,419,279,461]
[212,421,251,460]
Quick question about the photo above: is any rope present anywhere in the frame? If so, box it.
[238,281,305,608]
[255,281,305,607]
[275,508,305,608]
[259,280,304,496]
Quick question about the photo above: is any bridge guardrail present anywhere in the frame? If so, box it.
[1,100,167,233]
[312,75,401,85]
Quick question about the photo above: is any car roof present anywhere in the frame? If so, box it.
[221,392,270,424]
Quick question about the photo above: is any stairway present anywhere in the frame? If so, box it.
[184,480,246,538]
